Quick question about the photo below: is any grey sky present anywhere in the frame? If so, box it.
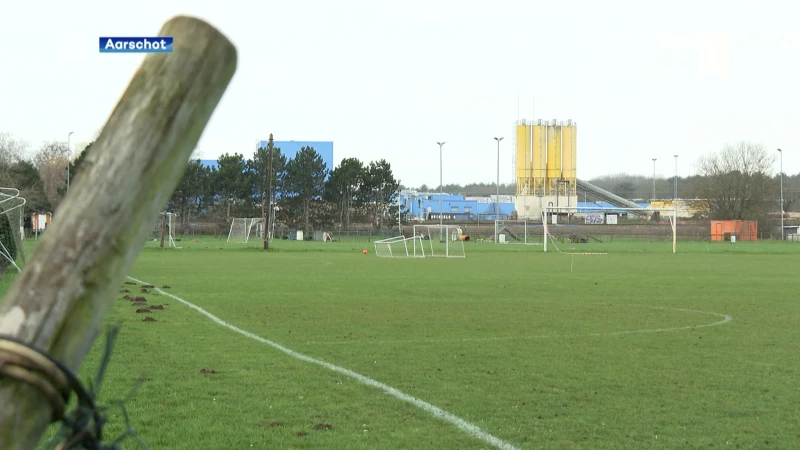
[1,0,797,188]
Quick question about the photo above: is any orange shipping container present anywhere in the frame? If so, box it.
[710,220,758,241]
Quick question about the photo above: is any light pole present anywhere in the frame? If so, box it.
[673,155,678,200]
[67,131,74,192]
[651,158,657,201]
[437,141,445,241]
[494,137,504,243]
[778,148,784,241]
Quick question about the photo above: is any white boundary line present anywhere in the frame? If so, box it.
[127,277,520,450]
[302,304,733,346]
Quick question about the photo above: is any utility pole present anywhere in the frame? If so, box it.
[651,158,657,201]
[778,148,784,241]
[67,131,74,192]
[437,141,445,242]
[494,136,504,243]
[264,134,274,250]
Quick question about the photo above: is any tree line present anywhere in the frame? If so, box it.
[2,131,797,243]
[166,146,402,233]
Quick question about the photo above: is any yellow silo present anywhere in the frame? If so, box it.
[561,120,577,192]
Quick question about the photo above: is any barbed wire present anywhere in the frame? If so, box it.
[40,325,150,450]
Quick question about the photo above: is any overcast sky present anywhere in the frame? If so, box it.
[1,0,797,188]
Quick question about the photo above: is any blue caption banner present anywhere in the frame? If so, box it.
[99,37,173,53]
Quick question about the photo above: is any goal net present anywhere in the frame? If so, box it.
[494,219,541,245]
[543,205,677,254]
[151,212,180,248]
[412,224,467,258]
[0,187,26,273]
[227,217,265,243]
[373,235,426,258]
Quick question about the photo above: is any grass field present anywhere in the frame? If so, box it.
[3,236,800,449]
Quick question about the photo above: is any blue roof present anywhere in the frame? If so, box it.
[199,140,335,178]
[576,201,649,213]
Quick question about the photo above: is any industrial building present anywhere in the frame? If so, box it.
[514,119,578,217]
[398,191,515,221]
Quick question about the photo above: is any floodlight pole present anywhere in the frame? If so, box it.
[437,141,445,241]
[67,131,74,192]
[673,155,678,200]
[264,134,274,250]
[778,148,784,241]
[494,136,504,243]
[651,158,657,201]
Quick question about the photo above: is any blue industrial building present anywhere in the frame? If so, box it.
[199,140,335,179]
[398,191,516,221]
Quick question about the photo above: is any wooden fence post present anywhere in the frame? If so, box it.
[0,15,237,449]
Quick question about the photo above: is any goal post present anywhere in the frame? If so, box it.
[373,235,426,258]
[151,211,180,248]
[494,219,541,245]
[0,187,26,272]
[227,217,266,243]
[543,205,678,254]
[412,224,467,258]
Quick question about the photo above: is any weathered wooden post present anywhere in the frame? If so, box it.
[0,15,237,449]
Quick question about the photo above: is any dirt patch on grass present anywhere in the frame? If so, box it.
[162,285,171,289]
[149,304,164,310]
[313,424,333,431]
[136,308,151,313]
[124,281,137,285]
[141,284,155,288]
[119,289,130,293]
[297,432,308,438]
[199,368,219,374]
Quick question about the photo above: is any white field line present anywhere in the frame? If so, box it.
[127,277,520,450]
[302,304,733,346]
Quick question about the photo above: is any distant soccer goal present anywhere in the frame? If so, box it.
[412,224,467,258]
[373,235,426,258]
[494,219,541,245]
[0,187,26,272]
[543,205,678,254]
[150,212,181,248]
[227,218,265,243]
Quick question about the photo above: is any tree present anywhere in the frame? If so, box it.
[695,141,777,221]
[33,141,69,211]
[612,181,635,199]
[212,153,251,218]
[360,159,400,228]
[285,146,327,234]
[169,159,211,232]
[324,157,365,228]
[247,146,288,220]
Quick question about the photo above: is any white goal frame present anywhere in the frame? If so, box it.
[494,219,540,245]
[0,187,26,272]
[412,224,467,258]
[543,205,677,254]
[373,235,426,258]
[227,217,266,243]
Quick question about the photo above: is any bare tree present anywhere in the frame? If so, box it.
[0,132,29,176]
[34,141,69,211]
[695,141,777,220]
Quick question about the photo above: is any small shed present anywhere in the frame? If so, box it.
[781,225,800,241]
[710,220,757,241]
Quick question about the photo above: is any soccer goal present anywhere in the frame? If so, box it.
[412,224,467,258]
[151,211,180,248]
[0,187,26,272]
[373,234,426,258]
[227,217,265,243]
[543,205,678,254]
[494,219,541,245]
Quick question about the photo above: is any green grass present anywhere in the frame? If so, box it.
[3,237,800,449]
